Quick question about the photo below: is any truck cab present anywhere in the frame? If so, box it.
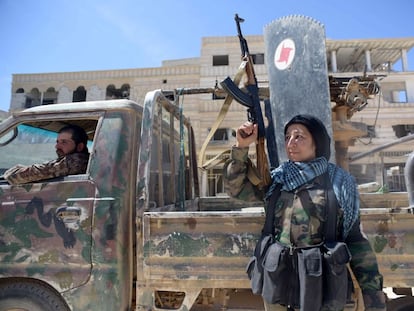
[0,92,199,310]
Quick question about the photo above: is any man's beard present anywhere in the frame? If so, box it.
[56,148,75,158]
[56,149,64,158]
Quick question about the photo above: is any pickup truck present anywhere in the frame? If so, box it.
[0,90,414,311]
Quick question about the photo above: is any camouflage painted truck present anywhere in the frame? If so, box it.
[0,90,414,311]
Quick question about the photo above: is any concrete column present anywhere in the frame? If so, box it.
[405,79,414,102]
[330,50,337,73]
[401,49,408,72]
[87,85,106,101]
[200,169,208,196]
[57,86,72,103]
[387,61,393,72]
[365,50,372,72]
[10,93,26,111]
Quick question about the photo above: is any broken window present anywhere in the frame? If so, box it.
[212,55,229,66]
[42,87,58,105]
[392,124,414,138]
[106,84,130,99]
[252,53,265,64]
[73,86,87,102]
[209,128,231,142]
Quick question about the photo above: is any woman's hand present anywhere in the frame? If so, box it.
[236,122,257,148]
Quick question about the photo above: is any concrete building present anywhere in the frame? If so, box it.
[9,35,414,196]
[0,111,8,122]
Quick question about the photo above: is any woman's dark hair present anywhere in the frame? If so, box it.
[284,114,331,160]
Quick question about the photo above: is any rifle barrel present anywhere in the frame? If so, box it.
[235,14,248,56]
[172,87,227,96]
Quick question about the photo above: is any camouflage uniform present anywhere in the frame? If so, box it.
[224,146,386,311]
[4,152,89,185]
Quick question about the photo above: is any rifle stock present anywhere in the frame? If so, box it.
[256,137,271,188]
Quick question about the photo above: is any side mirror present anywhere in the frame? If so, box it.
[0,127,18,146]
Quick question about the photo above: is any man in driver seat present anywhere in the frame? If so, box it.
[4,124,90,185]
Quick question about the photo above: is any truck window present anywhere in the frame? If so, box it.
[0,121,95,179]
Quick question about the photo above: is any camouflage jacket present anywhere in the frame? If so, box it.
[224,146,386,310]
[4,152,89,185]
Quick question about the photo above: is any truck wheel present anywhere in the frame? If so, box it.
[387,296,414,311]
[0,279,70,311]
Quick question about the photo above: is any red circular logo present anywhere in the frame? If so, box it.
[274,38,295,70]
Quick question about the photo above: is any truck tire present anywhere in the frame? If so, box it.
[0,278,70,311]
[387,296,414,311]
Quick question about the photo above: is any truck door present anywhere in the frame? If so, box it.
[0,120,97,291]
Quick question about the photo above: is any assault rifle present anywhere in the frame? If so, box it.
[221,14,272,188]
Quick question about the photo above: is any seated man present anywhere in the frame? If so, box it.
[4,124,90,185]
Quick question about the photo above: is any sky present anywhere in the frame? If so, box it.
[1,0,414,112]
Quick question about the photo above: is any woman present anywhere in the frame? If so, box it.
[224,115,386,311]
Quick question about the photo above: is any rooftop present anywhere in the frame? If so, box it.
[326,37,414,72]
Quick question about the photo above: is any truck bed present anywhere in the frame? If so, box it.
[142,204,414,291]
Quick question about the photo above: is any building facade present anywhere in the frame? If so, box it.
[8,35,414,196]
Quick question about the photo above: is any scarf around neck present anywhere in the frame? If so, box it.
[266,157,359,238]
